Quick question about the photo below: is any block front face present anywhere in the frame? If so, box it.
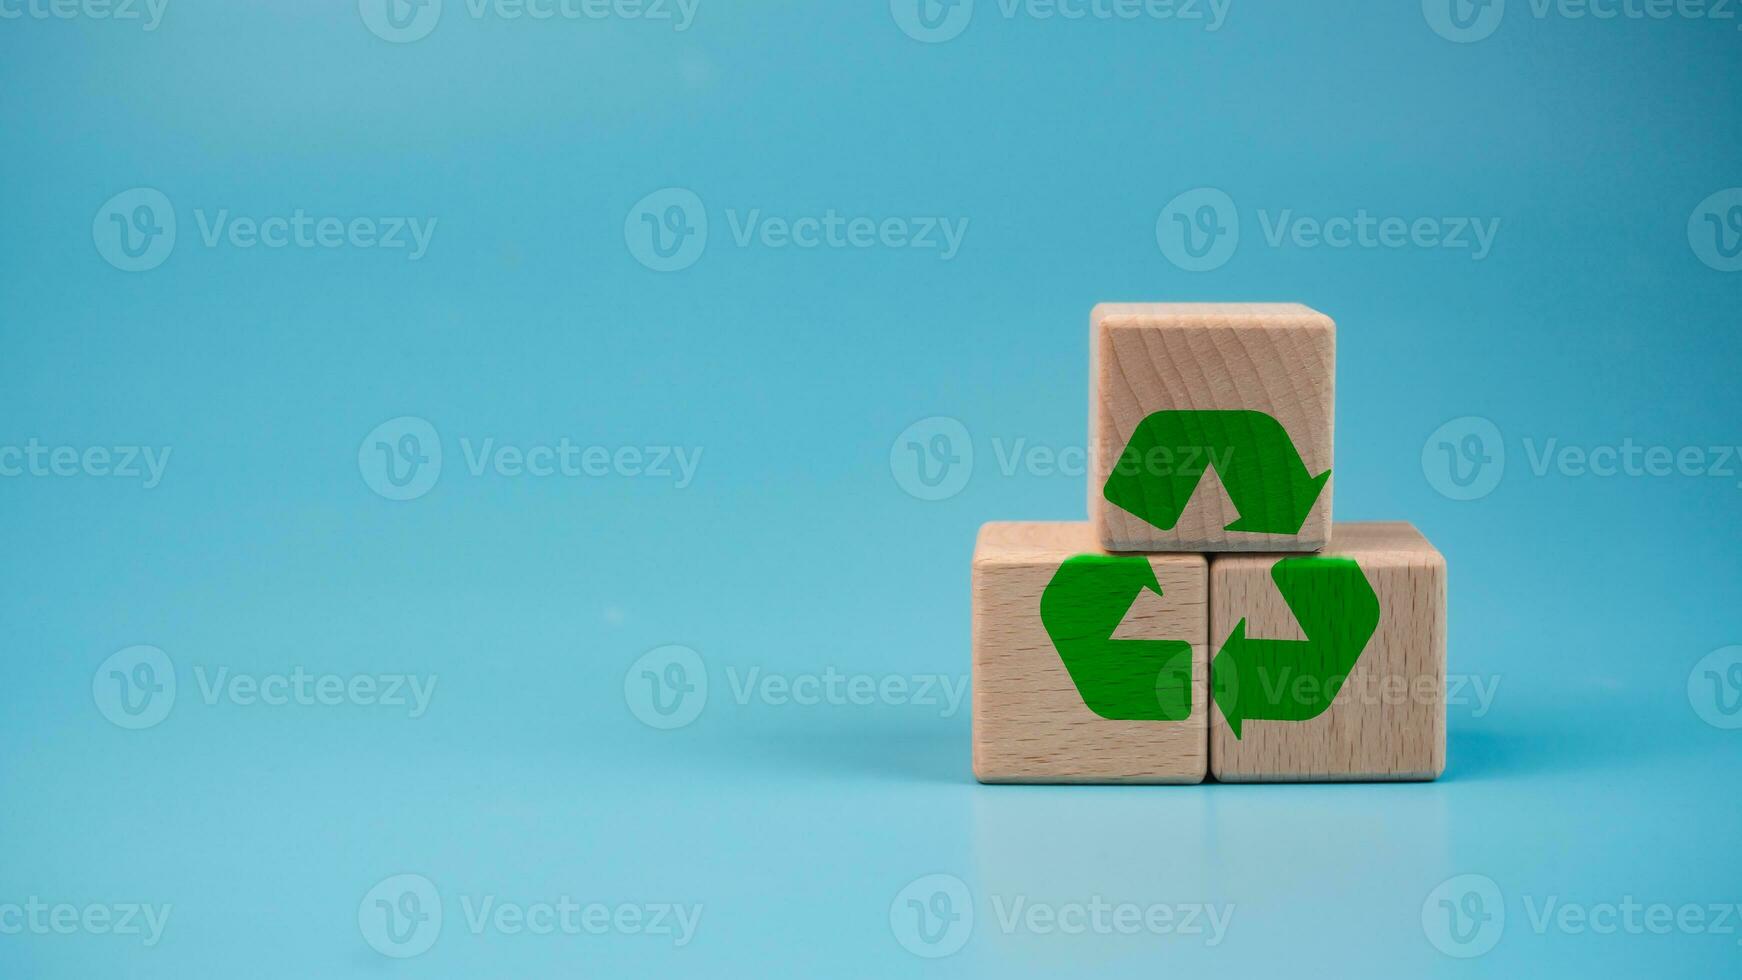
[972,522,1207,784]
[1209,522,1446,782]
[1090,303,1334,553]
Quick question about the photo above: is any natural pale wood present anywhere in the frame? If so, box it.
[1090,303,1335,552]
[1209,522,1446,782]
[972,521,1207,783]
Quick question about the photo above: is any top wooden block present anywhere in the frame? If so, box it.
[1089,303,1335,553]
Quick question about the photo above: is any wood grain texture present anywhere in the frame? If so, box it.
[1209,522,1446,782]
[1089,302,1335,552]
[972,521,1207,784]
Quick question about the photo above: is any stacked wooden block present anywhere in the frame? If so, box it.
[972,304,1447,783]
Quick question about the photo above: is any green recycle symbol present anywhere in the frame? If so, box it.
[1211,556,1380,739]
[1040,555,1194,721]
[1039,554,1380,737]
[1102,410,1330,536]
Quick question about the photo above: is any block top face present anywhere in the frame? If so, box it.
[1092,302,1335,333]
[1090,303,1336,553]
[1211,521,1442,567]
[974,521,1098,563]
[974,521,1207,568]
[1320,521,1443,565]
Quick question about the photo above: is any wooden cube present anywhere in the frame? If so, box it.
[972,521,1208,783]
[1090,303,1335,553]
[1209,522,1446,782]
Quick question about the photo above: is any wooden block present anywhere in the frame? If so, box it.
[1208,522,1446,782]
[1090,303,1335,553]
[972,521,1207,784]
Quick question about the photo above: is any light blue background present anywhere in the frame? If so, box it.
[3,0,1741,976]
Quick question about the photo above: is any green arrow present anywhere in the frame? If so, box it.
[1102,410,1330,536]
[1210,556,1379,739]
[1039,555,1193,721]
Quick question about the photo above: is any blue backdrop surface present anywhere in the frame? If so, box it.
[3,1,1741,976]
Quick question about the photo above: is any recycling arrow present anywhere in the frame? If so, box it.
[1211,556,1379,739]
[1102,410,1330,535]
[1040,555,1193,721]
